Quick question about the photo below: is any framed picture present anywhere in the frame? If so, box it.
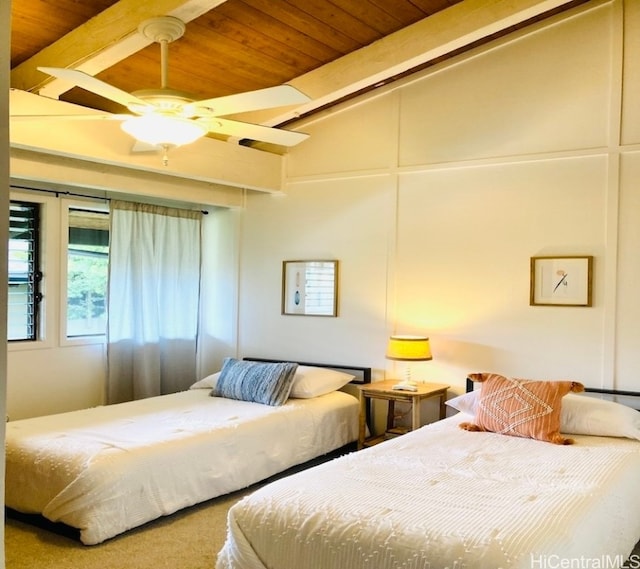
[282,260,338,316]
[530,256,593,307]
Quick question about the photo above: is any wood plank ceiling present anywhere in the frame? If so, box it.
[10,0,588,144]
[11,0,460,112]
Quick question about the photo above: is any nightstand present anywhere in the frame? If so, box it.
[357,380,449,449]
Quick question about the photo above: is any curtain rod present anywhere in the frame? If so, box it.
[10,184,209,214]
[11,184,109,202]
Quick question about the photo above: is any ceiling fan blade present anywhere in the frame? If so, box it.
[190,85,310,117]
[38,67,150,110]
[203,117,309,146]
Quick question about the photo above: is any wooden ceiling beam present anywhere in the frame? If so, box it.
[11,0,230,98]
[240,0,578,126]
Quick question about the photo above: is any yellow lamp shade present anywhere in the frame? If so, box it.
[386,335,432,361]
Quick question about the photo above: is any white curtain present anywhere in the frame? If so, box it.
[107,200,202,403]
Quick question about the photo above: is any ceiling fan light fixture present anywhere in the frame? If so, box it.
[120,114,207,147]
[34,15,312,154]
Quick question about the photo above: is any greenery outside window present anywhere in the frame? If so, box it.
[66,208,109,338]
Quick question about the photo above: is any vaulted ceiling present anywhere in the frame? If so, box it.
[11,0,587,143]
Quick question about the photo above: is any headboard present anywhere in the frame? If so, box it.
[465,377,640,410]
[244,357,371,384]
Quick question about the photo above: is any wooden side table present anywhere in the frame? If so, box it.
[357,380,449,449]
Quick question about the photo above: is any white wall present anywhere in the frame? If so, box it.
[197,207,242,376]
[617,0,640,394]
[238,0,640,423]
[239,176,393,367]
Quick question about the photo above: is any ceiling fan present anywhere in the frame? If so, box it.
[20,16,311,164]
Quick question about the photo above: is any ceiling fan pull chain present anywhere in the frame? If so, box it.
[161,144,170,167]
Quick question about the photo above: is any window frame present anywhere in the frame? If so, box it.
[59,198,109,347]
[8,191,110,352]
[8,190,59,352]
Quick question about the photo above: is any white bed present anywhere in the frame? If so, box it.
[5,359,368,545]
[216,379,640,569]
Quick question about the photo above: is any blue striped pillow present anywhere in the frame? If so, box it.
[211,358,298,406]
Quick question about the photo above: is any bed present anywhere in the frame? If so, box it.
[216,373,640,569]
[5,357,371,545]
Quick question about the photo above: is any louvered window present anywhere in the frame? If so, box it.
[8,201,42,341]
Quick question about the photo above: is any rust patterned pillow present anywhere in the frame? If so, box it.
[460,373,584,445]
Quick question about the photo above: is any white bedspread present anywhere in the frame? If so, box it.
[5,389,359,545]
[216,414,640,569]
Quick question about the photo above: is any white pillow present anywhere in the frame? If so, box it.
[190,372,221,390]
[445,390,478,416]
[190,366,355,399]
[561,392,640,439]
[289,366,355,398]
[446,389,640,440]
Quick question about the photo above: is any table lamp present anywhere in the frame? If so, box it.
[386,335,432,388]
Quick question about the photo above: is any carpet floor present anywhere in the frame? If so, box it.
[5,485,250,569]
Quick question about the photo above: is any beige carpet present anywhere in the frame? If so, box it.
[5,485,251,569]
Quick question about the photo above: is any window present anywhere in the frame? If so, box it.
[8,201,41,341]
[66,208,109,338]
[8,192,110,346]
